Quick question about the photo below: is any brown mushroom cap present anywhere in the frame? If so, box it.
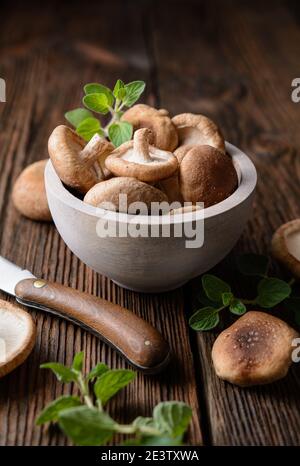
[179,145,237,207]
[122,104,178,151]
[105,128,178,183]
[212,311,298,387]
[271,219,300,280]
[172,113,225,153]
[48,125,114,194]
[0,300,36,378]
[12,159,52,221]
[84,177,168,214]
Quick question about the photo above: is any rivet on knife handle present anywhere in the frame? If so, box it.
[15,278,171,373]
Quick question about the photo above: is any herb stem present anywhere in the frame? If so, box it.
[240,298,256,305]
[115,423,161,436]
[289,278,296,287]
[138,425,162,436]
[77,373,94,408]
[115,424,136,434]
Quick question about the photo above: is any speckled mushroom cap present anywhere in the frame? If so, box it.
[0,300,36,378]
[122,104,178,151]
[172,113,225,153]
[84,177,168,214]
[212,311,298,387]
[271,219,300,280]
[12,159,52,221]
[105,128,178,183]
[48,125,114,194]
[179,145,237,207]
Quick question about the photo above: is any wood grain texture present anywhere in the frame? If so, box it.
[0,0,202,446]
[149,0,300,445]
[0,0,300,447]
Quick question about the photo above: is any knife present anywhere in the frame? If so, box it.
[0,256,170,373]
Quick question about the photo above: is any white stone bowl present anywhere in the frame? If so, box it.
[45,142,257,292]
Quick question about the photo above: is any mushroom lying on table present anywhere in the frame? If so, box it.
[212,311,298,387]
[84,177,168,214]
[178,145,237,207]
[271,219,300,280]
[12,159,52,221]
[0,300,36,378]
[122,104,178,151]
[105,128,178,183]
[172,112,225,153]
[48,125,114,194]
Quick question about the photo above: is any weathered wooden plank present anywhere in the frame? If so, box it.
[151,0,300,445]
[0,0,202,446]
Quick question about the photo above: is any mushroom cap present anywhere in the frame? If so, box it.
[105,128,178,183]
[271,219,300,279]
[84,177,168,214]
[179,145,237,206]
[172,113,225,153]
[12,159,52,221]
[122,104,178,151]
[157,173,183,204]
[0,300,36,378]
[48,125,114,194]
[212,311,298,387]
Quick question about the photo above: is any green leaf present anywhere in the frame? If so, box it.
[237,254,269,277]
[123,80,146,107]
[76,117,104,141]
[94,369,136,406]
[40,363,77,383]
[72,351,84,372]
[84,83,114,107]
[108,121,133,147]
[123,436,183,446]
[222,292,234,306]
[58,406,115,446]
[153,401,192,439]
[189,307,220,331]
[87,363,109,381]
[256,277,291,308]
[36,395,81,425]
[133,416,156,432]
[65,108,93,128]
[113,79,126,100]
[83,93,109,114]
[195,288,218,308]
[202,274,231,303]
[229,299,247,315]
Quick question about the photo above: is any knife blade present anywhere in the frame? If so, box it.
[0,256,170,373]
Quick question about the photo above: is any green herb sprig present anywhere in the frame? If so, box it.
[189,254,298,331]
[36,352,192,446]
[65,80,146,147]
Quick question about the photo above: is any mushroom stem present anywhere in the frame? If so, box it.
[80,133,104,164]
[133,128,152,162]
[79,134,114,180]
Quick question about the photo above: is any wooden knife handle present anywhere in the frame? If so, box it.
[15,278,170,373]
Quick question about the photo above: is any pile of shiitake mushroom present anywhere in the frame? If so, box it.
[13,105,238,219]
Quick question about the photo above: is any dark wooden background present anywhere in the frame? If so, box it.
[1,0,300,446]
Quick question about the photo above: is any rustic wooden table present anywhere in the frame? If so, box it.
[1,0,300,446]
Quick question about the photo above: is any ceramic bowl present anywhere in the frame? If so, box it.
[45,142,257,292]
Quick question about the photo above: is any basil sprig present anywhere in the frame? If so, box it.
[189,254,296,331]
[37,352,192,446]
[65,80,145,147]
